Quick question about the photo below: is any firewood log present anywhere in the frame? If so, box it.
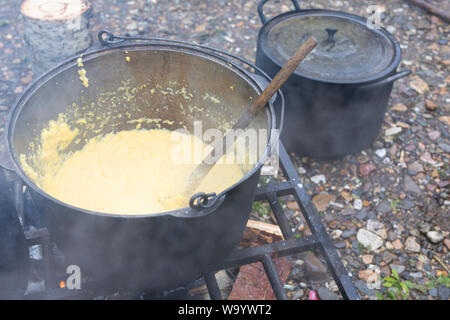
[21,0,93,76]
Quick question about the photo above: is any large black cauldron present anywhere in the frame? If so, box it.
[2,33,282,293]
[256,0,410,158]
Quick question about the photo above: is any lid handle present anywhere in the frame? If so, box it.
[326,28,338,43]
[257,0,301,25]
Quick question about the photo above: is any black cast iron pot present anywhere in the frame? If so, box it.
[1,32,283,293]
[256,0,410,159]
[0,168,30,299]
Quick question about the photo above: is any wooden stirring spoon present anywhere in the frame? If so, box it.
[184,37,318,200]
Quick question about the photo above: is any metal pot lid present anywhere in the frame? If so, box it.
[260,10,400,83]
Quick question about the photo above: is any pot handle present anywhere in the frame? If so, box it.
[258,0,301,24]
[183,192,227,217]
[359,70,411,90]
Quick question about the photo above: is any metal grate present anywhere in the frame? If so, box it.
[18,143,359,300]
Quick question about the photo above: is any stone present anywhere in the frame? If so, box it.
[398,200,415,210]
[390,264,405,274]
[375,148,386,158]
[438,285,449,300]
[385,127,402,136]
[310,174,326,185]
[405,237,421,253]
[410,76,429,94]
[409,272,423,279]
[342,208,356,216]
[409,228,421,237]
[392,239,403,250]
[359,163,377,176]
[404,175,422,195]
[391,103,408,112]
[356,209,368,221]
[386,25,396,33]
[318,287,339,300]
[312,193,337,212]
[428,288,438,297]
[354,280,375,296]
[420,152,438,166]
[366,265,381,290]
[444,238,450,250]
[382,251,396,264]
[377,201,392,215]
[358,269,375,282]
[375,229,388,240]
[425,99,438,111]
[418,222,431,234]
[438,143,450,153]
[341,229,356,239]
[331,230,343,240]
[388,230,397,241]
[428,130,441,141]
[341,191,353,202]
[334,241,346,249]
[418,255,430,264]
[367,219,384,232]
[304,253,328,280]
[347,257,362,269]
[357,229,384,251]
[292,289,304,300]
[353,199,363,210]
[361,255,374,264]
[408,161,424,173]
[426,231,444,244]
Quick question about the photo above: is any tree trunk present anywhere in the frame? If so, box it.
[21,0,93,76]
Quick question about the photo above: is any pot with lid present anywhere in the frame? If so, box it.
[256,0,410,158]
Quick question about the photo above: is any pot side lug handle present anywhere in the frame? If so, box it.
[360,70,411,90]
[258,0,301,24]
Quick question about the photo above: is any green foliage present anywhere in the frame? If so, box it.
[377,269,450,300]
[257,176,271,187]
[0,19,12,27]
[377,268,415,300]
[437,165,448,180]
[251,201,270,219]
[390,199,400,212]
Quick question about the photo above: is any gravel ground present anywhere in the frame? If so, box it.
[0,0,448,300]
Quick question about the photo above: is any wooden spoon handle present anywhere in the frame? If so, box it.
[185,37,317,196]
[251,36,317,115]
[232,36,317,131]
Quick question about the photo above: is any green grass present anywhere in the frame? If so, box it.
[376,268,450,300]
[437,165,448,180]
[390,199,400,212]
[252,201,271,219]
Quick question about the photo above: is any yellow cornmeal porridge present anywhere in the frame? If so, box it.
[20,122,244,214]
